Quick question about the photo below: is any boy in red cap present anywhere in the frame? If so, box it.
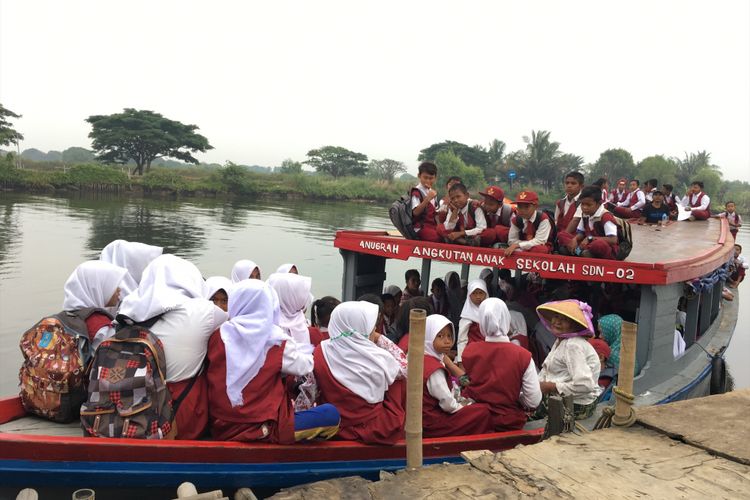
[505,191,554,256]
[478,185,513,246]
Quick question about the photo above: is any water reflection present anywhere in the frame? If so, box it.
[0,202,22,275]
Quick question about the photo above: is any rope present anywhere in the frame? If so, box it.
[593,386,637,429]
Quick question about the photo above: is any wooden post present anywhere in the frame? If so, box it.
[405,308,427,469]
[71,490,95,500]
[613,321,638,427]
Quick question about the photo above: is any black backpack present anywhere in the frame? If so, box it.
[389,189,420,240]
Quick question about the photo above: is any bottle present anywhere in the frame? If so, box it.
[660,213,668,226]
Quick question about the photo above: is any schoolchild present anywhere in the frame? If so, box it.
[662,184,678,217]
[638,191,671,225]
[437,183,487,245]
[118,254,228,440]
[429,278,451,316]
[310,296,341,342]
[205,276,233,312]
[561,186,619,259]
[383,285,402,307]
[62,261,128,350]
[505,191,554,256]
[400,269,423,305]
[411,161,441,242]
[588,338,614,389]
[421,314,493,437]
[276,263,299,274]
[231,259,261,282]
[461,298,542,430]
[455,279,488,363]
[681,180,711,221]
[437,176,463,224]
[728,244,747,287]
[716,201,742,239]
[267,273,320,345]
[394,296,434,352]
[607,178,629,207]
[536,300,602,419]
[100,239,163,296]
[555,171,585,250]
[643,178,659,203]
[478,185,512,246]
[593,177,609,206]
[613,179,646,219]
[313,301,408,445]
[207,279,340,443]
[358,293,387,336]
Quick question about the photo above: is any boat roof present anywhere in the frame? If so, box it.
[334,219,734,286]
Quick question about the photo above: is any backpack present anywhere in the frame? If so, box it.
[80,315,175,439]
[389,189,420,240]
[514,209,557,250]
[595,214,633,260]
[19,308,111,423]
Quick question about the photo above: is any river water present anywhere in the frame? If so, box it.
[0,192,747,397]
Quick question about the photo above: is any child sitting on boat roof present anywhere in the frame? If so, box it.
[505,191,554,256]
[437,183,487,246]
[560,185,619,260]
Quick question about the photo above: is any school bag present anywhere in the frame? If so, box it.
[389,190,419,240]
[595,215,633,261]
[80,315,176,439]
[19,308,112,423]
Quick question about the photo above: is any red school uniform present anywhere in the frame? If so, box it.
[421,355,492,437]
[411,185,440,242]
[167,371,209,440]
[555,194,580,233]
[206,331,295,444]
[461,341,532,431]
[509,211,553,254]
[577,206,619,260]
[307,326,329,346]
[437,201,484,241]
[613,190,645,219]
[312,345,405,445]
[686,191,711,220]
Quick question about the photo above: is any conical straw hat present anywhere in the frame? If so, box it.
[536,300,594,337]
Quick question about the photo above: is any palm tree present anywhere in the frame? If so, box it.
[522,130,561,193]
[486,139,506,181]
[674,151,721,188]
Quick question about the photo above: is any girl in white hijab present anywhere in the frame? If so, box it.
[455,279,488,363]
[314,301,407,444]
[267,273,314,345]
[62,260,128,349]
[205,276,233,312]
[231,260,261,283]
[276,263,298,274]
[422,314,492,437]
[100,239,163,296]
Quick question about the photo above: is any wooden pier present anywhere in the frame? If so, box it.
[270,389,750,499]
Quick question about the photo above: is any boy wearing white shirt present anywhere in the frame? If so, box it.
[681,181,711,221]
[437,183,487,246]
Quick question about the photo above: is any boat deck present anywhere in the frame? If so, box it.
[334,218,734,285]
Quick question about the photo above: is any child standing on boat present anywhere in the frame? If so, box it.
[455,279,488,363]
[461,298,541,430]
[411,161,441,243]
[505,191,554,256]
[421,314,492,437]
[536,299,602,419]
[716,201,742,239]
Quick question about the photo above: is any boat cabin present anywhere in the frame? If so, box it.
[334,218,737,404]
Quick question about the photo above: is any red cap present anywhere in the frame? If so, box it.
[588,338,611,360]
[479,185,505,202]
[514,190,539,204]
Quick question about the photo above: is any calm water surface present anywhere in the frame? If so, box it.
[0,192,747,396]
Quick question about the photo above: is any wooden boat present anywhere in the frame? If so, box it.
[0,218,737,490]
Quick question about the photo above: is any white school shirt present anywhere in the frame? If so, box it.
[645,188,657,203]
[681,192,710,211]
[443,200,487,237]
[149,298,228,383]
[616,190,645,210]
[576,204,618,237]
[507,212,552,250]
[723,212,742,226]
[455,318,473,363]
[426,368,462,413]
[280,340,315,376]
[538,336,602,405]
[410,183,433,209]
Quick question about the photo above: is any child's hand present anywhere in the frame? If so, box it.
[504,243,519,256]
[426,189,438,201]
[369,331,381,344]
[566,240,578,253]
[447,232,463,241]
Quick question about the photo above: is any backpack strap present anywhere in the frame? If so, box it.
[115,313,165,332]
[170,360,206,415]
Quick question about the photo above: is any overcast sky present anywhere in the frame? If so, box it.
[1,0,748,180]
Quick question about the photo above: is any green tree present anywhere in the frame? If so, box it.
[486,139,506,181]
[86,108,213,175]
[279,158,303,174]
[304,146,368,178]
[693,168,722,198]
[418,140,490,180]
[588,148,635,183]
[62,147,96,164]
[674,151,721,188]
[369,158,406,182]
[521,130,561,192]
[636,155,677,186]
[434,150,484,189]
[556,153,585,177]
[0,104,24,147]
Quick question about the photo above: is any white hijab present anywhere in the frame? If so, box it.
[118,254,207,322]
[479,298,511,340]
[321,301,400,404]
[460,279,488,323]
[100,240,163,295]
[220,280,290,407]
[62,261,128,311]
[276,263,298,274]
[231,260,260,283]
[205,276,233,300]
[425,314,453,363]
[267,273,312,344]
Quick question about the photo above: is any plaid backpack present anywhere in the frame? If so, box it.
[80,316,176,439]
[19,308,111,423]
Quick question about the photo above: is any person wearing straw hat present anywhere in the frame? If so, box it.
[535,299,602,420]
